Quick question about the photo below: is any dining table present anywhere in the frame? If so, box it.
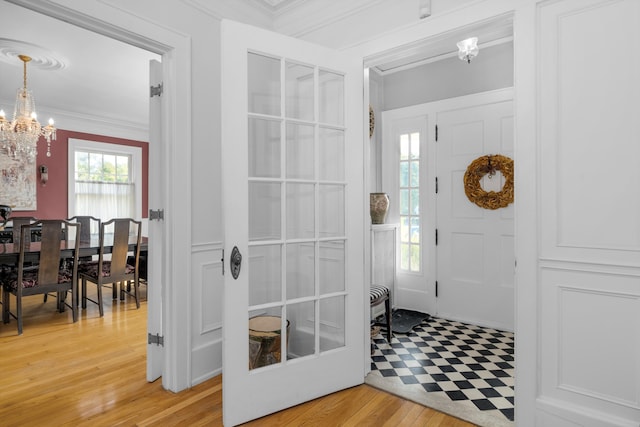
[0,235,148,266]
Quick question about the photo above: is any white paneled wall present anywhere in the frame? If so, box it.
[190,243,224,384]
[537,0,640,425]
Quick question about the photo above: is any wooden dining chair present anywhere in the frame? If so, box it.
[1,220,80,335]
[79,218,142,316]
[67,215,101,243]
[43,216,101,305]
[10,216,37,245]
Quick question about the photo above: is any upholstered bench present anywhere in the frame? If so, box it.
[370,284,392,342]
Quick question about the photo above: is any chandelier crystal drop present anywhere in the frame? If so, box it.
[0,54,56,161]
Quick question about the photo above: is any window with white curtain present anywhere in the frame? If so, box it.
[68,138,142,223]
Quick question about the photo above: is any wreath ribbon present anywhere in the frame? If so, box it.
[463,154,514,210]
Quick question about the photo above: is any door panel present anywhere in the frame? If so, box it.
[147,59,163,381]
[221,20,364,426]
[436,100,514,331]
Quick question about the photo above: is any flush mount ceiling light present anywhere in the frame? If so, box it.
[0,54,56,161]
[457,37,479,64]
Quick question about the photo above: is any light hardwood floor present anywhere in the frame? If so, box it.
[0,286,474,426]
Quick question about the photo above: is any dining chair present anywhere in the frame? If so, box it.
[10,216,37,245]
[43,216,101,305]
[79,218,142,316]
[67,215,101,243]
[1,220,80,335]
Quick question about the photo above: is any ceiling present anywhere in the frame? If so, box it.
[0,1,159,139]
[0,1,511,141]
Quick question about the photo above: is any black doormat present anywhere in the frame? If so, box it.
[380,309,430,334]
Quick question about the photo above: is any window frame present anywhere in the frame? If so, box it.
[67,138,143,220]
[398,131,422,273]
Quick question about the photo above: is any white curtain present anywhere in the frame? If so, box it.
[75,181,135,223]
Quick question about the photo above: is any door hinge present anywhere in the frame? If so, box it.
[435,124,438,142]
[435,281,439,298]
[149,209,164,221]
[150,83,163,98]
[435,177,438,194]
[435,229,438,246]
[221,249,225,276]
[148,333,164,346]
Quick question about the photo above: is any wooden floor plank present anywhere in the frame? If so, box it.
[0,290,475,426]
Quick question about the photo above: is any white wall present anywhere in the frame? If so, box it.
[382,42,513,110]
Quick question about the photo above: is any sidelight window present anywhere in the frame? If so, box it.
[399,132,421,272]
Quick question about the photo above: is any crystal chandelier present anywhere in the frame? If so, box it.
[0,54,56,161]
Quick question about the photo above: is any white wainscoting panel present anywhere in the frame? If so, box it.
[190,242,224,384]
[539,0,640,267]
[540,267,640,423]
[537,1,640,424]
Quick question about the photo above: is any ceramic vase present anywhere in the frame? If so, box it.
[370,193,389,224]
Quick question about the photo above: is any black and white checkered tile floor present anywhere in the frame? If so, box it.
[370,316,515,422]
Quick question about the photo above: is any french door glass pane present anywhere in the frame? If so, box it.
[286,243,315,299]
[249,117,281,178]
[286,123,315,179]
[318,127,345,181]
[286,62,314,121]
[249,307,284,370]
[320,296,345,352]
[248,53,280,116]
[319,240,345,294]
[319,184,345,238]
[286,183,315,239]
[318,70,344,126]
[249,245,282,306]
[287,301,315,359]
[249,182,281,241]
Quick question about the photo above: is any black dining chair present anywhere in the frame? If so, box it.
[1,220,80,335]
[79,218,142,316]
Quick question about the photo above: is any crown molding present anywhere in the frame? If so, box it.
[181,0,273,28]
[273,0,386,38]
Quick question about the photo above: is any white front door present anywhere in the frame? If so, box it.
[146,59,164,381]
[221,20,364,426]
[435,98,514,331]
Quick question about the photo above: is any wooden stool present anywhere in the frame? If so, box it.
[370,284,392,342]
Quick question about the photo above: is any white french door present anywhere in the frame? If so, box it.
[221,20,364,426]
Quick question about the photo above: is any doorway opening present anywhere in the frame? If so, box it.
[364,14,515,427]
[5,0,174,387]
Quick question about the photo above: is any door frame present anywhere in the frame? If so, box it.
[353,2,537,425]
[9,0,193,392]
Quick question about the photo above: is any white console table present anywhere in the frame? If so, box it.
[370,223,398,314]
